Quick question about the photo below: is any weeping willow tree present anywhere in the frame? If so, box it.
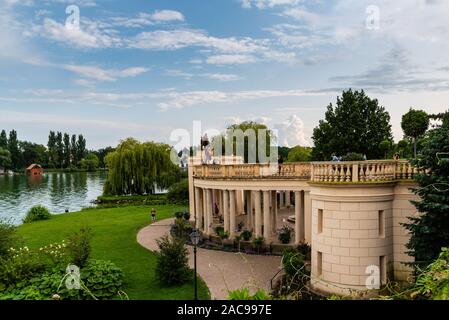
[103,138,181,196]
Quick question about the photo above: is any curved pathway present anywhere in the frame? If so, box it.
[137,218,282,300]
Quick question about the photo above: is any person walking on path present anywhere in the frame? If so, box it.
[151,208,156,223]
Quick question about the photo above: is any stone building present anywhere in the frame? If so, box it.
[188,157,420,295]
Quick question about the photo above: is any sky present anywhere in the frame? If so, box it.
[1,0,449,150]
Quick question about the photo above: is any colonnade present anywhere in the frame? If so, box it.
[193,187,309,244]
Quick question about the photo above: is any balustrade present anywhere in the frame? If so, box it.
[192,160,417,182]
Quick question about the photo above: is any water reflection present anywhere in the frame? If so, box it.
[0,172,107,225]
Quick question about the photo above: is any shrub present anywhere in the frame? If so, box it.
[215,226,224,236]
[241,230,252,241]
[340,153,365,161]
[170,218,193,241]
[282,248,305,280]
[296,242,311,261]
[166,180,189,203]
[156,235,190,286]
[228,288,270,300]
[23,205,51,223]
[66,227,92,268]
[278,225,293,244]
[0,222,18,258]
[81,260,124,300]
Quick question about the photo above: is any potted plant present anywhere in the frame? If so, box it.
[252,236,265,254]
[237,221,245,232]
[278,225,293,244]
[218,230,230,247]
[241,230,252,241]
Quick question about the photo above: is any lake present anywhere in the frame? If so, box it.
[0,172,107,225]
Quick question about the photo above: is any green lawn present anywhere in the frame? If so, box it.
[17,205,210,300]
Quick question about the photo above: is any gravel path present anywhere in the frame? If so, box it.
[137,218,282,300]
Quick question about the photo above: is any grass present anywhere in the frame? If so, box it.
[17,205,210,300]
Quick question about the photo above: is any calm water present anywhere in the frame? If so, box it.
[0,172,107,225]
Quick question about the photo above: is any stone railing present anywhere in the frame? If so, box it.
[192,160,419,183]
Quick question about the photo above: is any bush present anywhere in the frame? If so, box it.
[228,288,270,300]
[0,222,18,258]
[278,225,293,244]
[23,205,51,223]
[340,153,365,161]
[166,180,189,203]
[156,235,191,286]
[66,227,92,268]
[241,230,252,241]
[81,260,123,300]
[170,218,193,241]
[282,248,305,280]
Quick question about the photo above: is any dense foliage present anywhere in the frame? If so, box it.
[166,179,189,203]
[23,205,51,223]
[0,222,18,258]
[155,235,191,286]
[66,227,92,268]
[212,121,274,163]
[0,225,124,300]
[287,146,312,162]
[403,118,449,266]
[401,109,430,157]
[312,89,393,160]
[0,129,113,171]
[103,138,181,196]
[228,288,270,300]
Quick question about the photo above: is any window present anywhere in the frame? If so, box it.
[317,252,323,276]
[380,256,387,285]
[378,210,385,238]
[318,209,323,234]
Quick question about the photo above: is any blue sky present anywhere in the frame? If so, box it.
[1,0,449,149]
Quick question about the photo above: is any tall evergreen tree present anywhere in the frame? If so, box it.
[8,130,22,170]
[56,132,64,169]
[0,130,7,150]
[312,89,393,160]
[76,134,87,162]
[71,134,77,165]
[47,131,57,168]
[0,147,11,173]
[63,133,71,168]
[403,117,449,267]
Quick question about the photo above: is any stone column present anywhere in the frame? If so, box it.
[194,187,203,230]
[219,190,224,216]
[271,191,277,234]
[286,191,291,208]
[304,191,312,244]
[263,191,271,240]
[202,188,207,232]
[295,191,305,244]
[254,191,262,237]
[279,191,285,208]
[223,190,230,233]
[236,190,243,215]
[206,189,213,235]
[246,190,253,231]
[229,190,236,239]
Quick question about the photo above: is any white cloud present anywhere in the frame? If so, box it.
[275,114,310,147]
[204,73,242,81]
[64,65,149,81]
[150,10,185,22]
[241,0,301,9]
[206,54,256,65]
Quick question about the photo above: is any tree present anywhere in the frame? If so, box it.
[8,130,22,170]
[20,141,47,167]
[63,133,71,168]
[47,131,58,168]
[71,134,77,165]
[56,132,64,168]
[76,134,86,163]
[0,130,7,150]
[79,153,99,171]
[312,89,393,160]
[155,234,190,286]
[95,147,115,169]
[0,147,11,173]
[403,119,449,267]
[379,140,391,159]
[401,109,429,158]
[213,121,274,163]
[287,146,312,162]
[103,138,181,195]
[278,147,291,161]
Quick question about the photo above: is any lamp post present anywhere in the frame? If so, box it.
[190,228,201,301]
